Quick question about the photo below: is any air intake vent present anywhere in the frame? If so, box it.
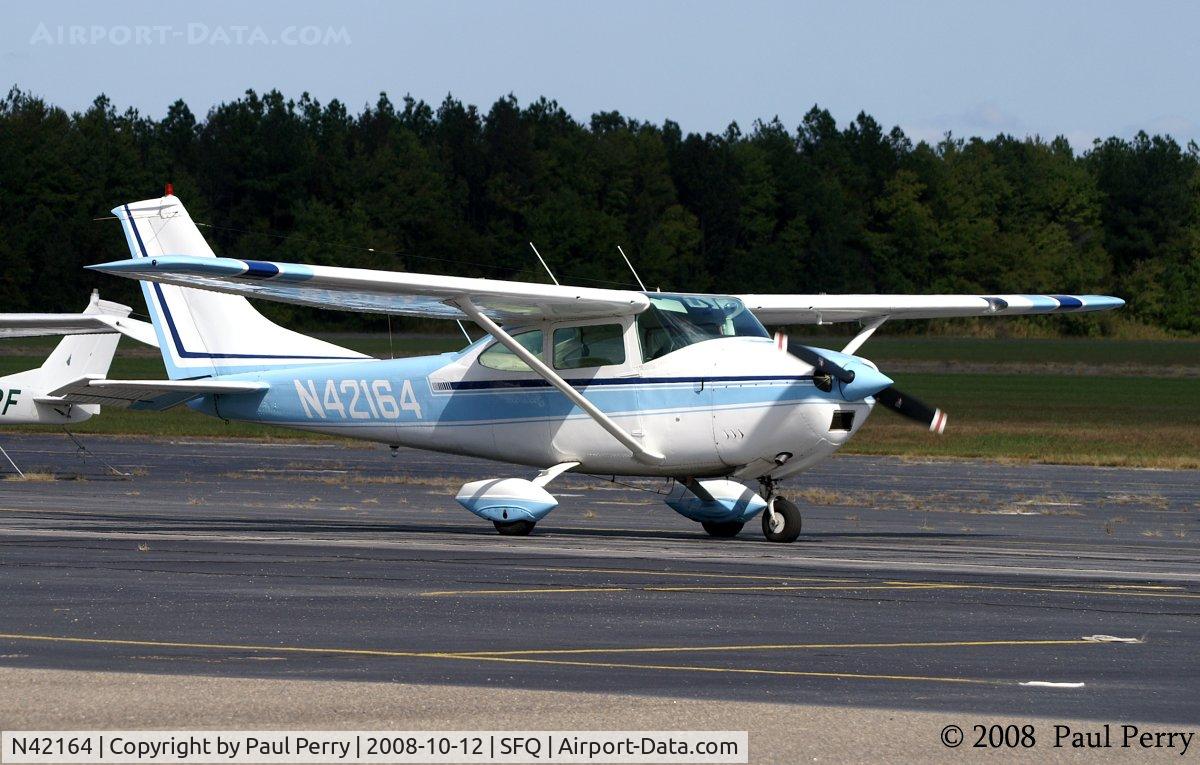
[830,411,855,431]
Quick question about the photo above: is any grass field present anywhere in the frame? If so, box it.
[845,373,1199,468]
[2,335,1196,468]
[821,336,1200,367]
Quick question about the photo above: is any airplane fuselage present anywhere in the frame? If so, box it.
[192,336,873,479]
[0,374,96,426]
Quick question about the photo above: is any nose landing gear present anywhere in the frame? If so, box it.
[762,496,802,542]
[758,477,803,543]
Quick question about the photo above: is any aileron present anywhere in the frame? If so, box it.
[738,294,1125,325]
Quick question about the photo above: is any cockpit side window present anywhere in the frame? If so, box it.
[553,323,625,369]
[478,330,543,372]
[638,295,768,362]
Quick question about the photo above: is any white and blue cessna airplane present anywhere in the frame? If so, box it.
[64,192,1124,541]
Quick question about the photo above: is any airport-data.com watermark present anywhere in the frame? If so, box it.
[29,23,351,47]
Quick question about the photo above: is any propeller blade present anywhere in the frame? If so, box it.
[774,332,855,384]
[874,386,947,434]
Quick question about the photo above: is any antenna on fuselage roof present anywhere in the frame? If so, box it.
[455,320,473,345]
[616,245,648,292]
[528,242,560,286]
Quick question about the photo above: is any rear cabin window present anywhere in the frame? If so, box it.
[553,324,626,370]
[478,330,543,372]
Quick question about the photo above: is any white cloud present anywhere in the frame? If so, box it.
[1130,114,1200,141]
[899,101,1028,145]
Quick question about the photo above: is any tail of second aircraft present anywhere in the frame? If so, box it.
[113,193,367,380]
[0,292,131,422]
[36,291,127,383]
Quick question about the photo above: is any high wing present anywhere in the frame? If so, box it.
[0,312,158,345]
[88,255,650,323]
[49,374,268,411]
[737,294,1125,325]
[87,255,1123,327]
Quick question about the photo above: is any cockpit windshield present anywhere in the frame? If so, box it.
[637,294,768,362]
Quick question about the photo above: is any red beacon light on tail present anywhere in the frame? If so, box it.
[164,182,174,197]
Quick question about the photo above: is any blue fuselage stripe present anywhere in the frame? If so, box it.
[441,374,815,391]
[197,351,839,429]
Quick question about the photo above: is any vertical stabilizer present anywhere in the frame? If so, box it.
[113,193,367,379]
[37,291,125,382]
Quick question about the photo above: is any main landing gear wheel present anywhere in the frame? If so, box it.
[762,497,802,543]
[494,519,536,536]
[701,520,745,538]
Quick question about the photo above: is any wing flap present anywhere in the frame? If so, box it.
[49,375,269,410]
[89,255,650,323]
[738,294,1125,325]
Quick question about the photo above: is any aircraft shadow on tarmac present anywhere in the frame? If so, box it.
[17,508,992,544]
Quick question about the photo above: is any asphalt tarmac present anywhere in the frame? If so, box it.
[0,434,1197,724]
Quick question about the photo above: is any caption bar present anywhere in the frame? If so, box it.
[1,731,747,764]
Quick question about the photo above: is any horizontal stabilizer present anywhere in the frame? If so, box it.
[49,375,268,410]
[0,312,157,346]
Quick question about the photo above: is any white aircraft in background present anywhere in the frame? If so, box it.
[71,192,1123,541]
[0,291,156,475]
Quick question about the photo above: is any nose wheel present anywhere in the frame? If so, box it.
[759,476,803,543]
[701,520,745,538]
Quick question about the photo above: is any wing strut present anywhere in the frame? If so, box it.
[457,299,665,465]
[841,315,888,355]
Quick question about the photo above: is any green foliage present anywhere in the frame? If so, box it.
[0,87,1196,333]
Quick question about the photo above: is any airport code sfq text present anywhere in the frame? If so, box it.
[1,731,748,763]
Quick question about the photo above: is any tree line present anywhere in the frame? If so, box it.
[1,87,1197,333]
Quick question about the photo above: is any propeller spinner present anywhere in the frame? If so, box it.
[775,332,947,434]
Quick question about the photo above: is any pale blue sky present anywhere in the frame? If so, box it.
[3,0,1198,148]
